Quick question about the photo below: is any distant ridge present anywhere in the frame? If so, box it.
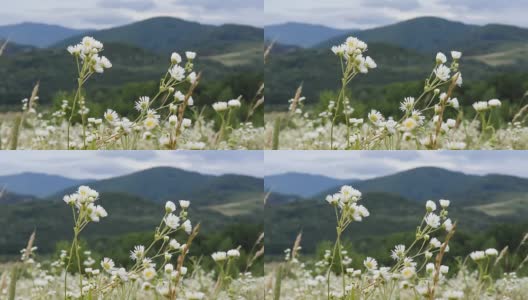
[317,17,528,54]
[0,172,92,198]
[265,22,352,47]
[0,22,91,48]
[53,17,263,56]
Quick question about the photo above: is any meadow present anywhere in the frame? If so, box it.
[265,185,528,300]
[266,36,528,150]
[0,36,264,150]
[0,185,264,299]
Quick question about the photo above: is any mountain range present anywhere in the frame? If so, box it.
[0,17,263,110]
[264,172,354,197]
[0,167,263,255]
[0,172,92,198]
[266,17,528,55]
[0,22,91,48]
[265,17,528,109]
[265,22,351,48]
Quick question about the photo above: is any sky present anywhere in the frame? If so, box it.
[0,151,264,179]
[0,0,264,29]
[265,0,528,29]
[264,151,528,180]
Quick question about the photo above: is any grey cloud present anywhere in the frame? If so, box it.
[175,0,263,10]
[98,0,157,11]
[344,13,399,26]
[82,13,135,27]
[96,151,159,161]
[359,151,421,161]
[441,0,526,11]
[362,0,421,11]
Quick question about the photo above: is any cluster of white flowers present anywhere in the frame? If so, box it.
[470,248,498,261]
[473,98,502,112]
[63,186,107,222]
[212,99,242,112]
[67,37,112,73]
[325,185,369,221]
[211,249,241,262]
[331,37,377,74]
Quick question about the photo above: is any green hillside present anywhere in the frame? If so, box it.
[265,22,351,47]
[0,42,261,108]
[265,191,496,254]
[318,17,528,55]
[52,167,263,207]
[264,172,354,197]
[265,41,503,108]
[0,172,92,198]
[0,190,262,256]
[53,17,263,57]
[0,190,37,204]
[314,167,528,205]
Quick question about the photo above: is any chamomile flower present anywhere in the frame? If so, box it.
[165,201,176,213]
[434,64,451,81]
[101,258,114,272]
[391,245,406,260]
[363,257,378,270]
[104,109,119,124]
[171,52,182,64]
[212,251,227,262]
[213,102,228,112]
[164,214,180,229]
[135,97,150,112]
[425,213,441,228]
[142,267,156,281]
[400,97,415,112]
[436,52,447,64]
[169,65,185,81]
[130,245,145,261]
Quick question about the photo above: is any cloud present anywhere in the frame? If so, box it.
[175,0,263,11]
[264,151,528,180]
[0,151,264,179]
[98,0,157,11]
[362,0,421,11]
[264,0,528,29]
[0,0,265,29]
[440,0,526,12]
[82,13,135,27]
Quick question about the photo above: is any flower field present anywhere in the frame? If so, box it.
[0,186,264,299]
[266,37,528,150]
[0,37,264,150]
[265,186,528,300]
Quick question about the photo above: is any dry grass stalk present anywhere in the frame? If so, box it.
[264,42,274,64]
[291,231,302,260]
[494,246,509,268]
[22,231,36,262]
[428,222,457,300]
[0,39,8,56]
[28,82,40,112]
[288,84,303,116]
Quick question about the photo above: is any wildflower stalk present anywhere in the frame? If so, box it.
[171,72,201,149]
[432,74,459,149]
[428,222,457,300]
[171,223,200,299]
[7,265,18,300]
[273,265,283,300]
[8,115,21,150]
